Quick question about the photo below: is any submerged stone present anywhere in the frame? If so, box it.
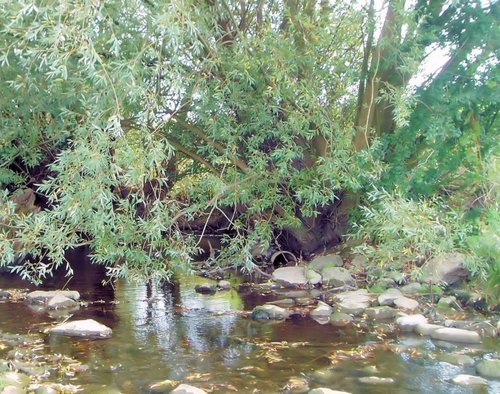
[358,376,394,385]
[1,386,25,394]
[437,353,475,366]
[251,305,290,320]
[26,290,80,304]
[149,379,179,392]
[171,384,207,394]
[451,374,488,387]
[0,372,30,389]
[47,294,78,310]
[50,319,112,338]
[308,389,352,394]
[476,359,500,379]
[282,376,309,393]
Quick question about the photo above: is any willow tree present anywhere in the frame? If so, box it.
[0,0,497,282]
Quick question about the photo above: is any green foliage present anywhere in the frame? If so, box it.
[0,0,497,283]
[377,0,499,196]
[418,284,444,295]
[351,188,472,269]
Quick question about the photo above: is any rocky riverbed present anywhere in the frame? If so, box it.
[0,252,499,393]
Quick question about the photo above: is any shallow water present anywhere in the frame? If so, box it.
[0,267,499,393]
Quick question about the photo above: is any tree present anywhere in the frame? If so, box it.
[0,0,497,282]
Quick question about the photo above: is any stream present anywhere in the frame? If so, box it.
[0,253,499,393]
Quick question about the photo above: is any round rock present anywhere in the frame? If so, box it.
[171,384,207,394]
[396,314,427,332]
[50,319,112,338]
[476,359,500,379]
[451,374,488,386]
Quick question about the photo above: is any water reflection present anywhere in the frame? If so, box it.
[1,267,499,393]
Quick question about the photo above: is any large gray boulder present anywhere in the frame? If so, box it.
[421,253,469,285]
[430,327,481,344]
[309,254,344,271]
[322,267,355,288]
[272,266,308,287]
[49,319,112,338]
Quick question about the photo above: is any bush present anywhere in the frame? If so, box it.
[350,188,471,271]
